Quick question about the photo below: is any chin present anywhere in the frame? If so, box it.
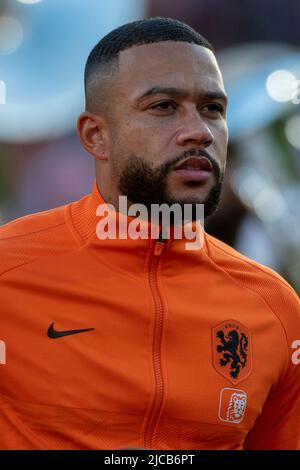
[170,192,209,206]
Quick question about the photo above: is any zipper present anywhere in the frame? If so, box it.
[144,230,167,449]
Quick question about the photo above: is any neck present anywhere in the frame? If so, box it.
[95,163,122,210]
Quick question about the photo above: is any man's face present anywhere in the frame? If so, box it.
[106,41,228,218]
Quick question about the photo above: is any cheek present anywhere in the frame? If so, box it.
[121,118,170,156]
[127,111,178,136]
[213,123,228,163]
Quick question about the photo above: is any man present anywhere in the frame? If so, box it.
[0,17,299,450]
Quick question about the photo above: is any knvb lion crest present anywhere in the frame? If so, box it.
[218,388,247,424]
[212,320,252,384]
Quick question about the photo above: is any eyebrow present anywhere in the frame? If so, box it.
[136,86,228,104]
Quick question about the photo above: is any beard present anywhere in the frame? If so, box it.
[115,149,225,221]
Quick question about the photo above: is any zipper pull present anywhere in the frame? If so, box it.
[154,229,167,256]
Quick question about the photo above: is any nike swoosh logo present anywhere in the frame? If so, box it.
[47,323,95,339]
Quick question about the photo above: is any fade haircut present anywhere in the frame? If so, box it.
[84,17,213,112]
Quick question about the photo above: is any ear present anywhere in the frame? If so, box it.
[77,111,109,161]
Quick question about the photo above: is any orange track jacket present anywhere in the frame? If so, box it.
[0,182,299,450]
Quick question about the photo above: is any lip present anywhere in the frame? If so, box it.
[174,156,213,172]
[173,156,214,183]
[174,169,213,182]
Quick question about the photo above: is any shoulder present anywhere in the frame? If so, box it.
[205,232,295,292]
[0,203,79,277]
[205,232,300,335]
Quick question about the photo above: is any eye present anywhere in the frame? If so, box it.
[150,100,177,111]
[201,103,225,115]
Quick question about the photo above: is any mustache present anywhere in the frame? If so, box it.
[163,148,222,182]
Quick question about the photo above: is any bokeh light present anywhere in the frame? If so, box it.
[0,16,23,55]
[285,114,300,150]
[266,69,298,102]
[17,0,44,4]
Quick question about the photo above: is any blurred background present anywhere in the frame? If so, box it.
[0,0,300,292]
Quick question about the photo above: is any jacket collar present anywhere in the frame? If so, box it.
[70,180,208,259]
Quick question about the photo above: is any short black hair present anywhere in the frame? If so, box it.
[84,17,213,111]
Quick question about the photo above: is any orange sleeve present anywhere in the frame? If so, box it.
[243,285,300,450]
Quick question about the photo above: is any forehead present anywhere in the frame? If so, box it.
[117,41,225,97]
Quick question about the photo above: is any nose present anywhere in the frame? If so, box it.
[176,108,214,148]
